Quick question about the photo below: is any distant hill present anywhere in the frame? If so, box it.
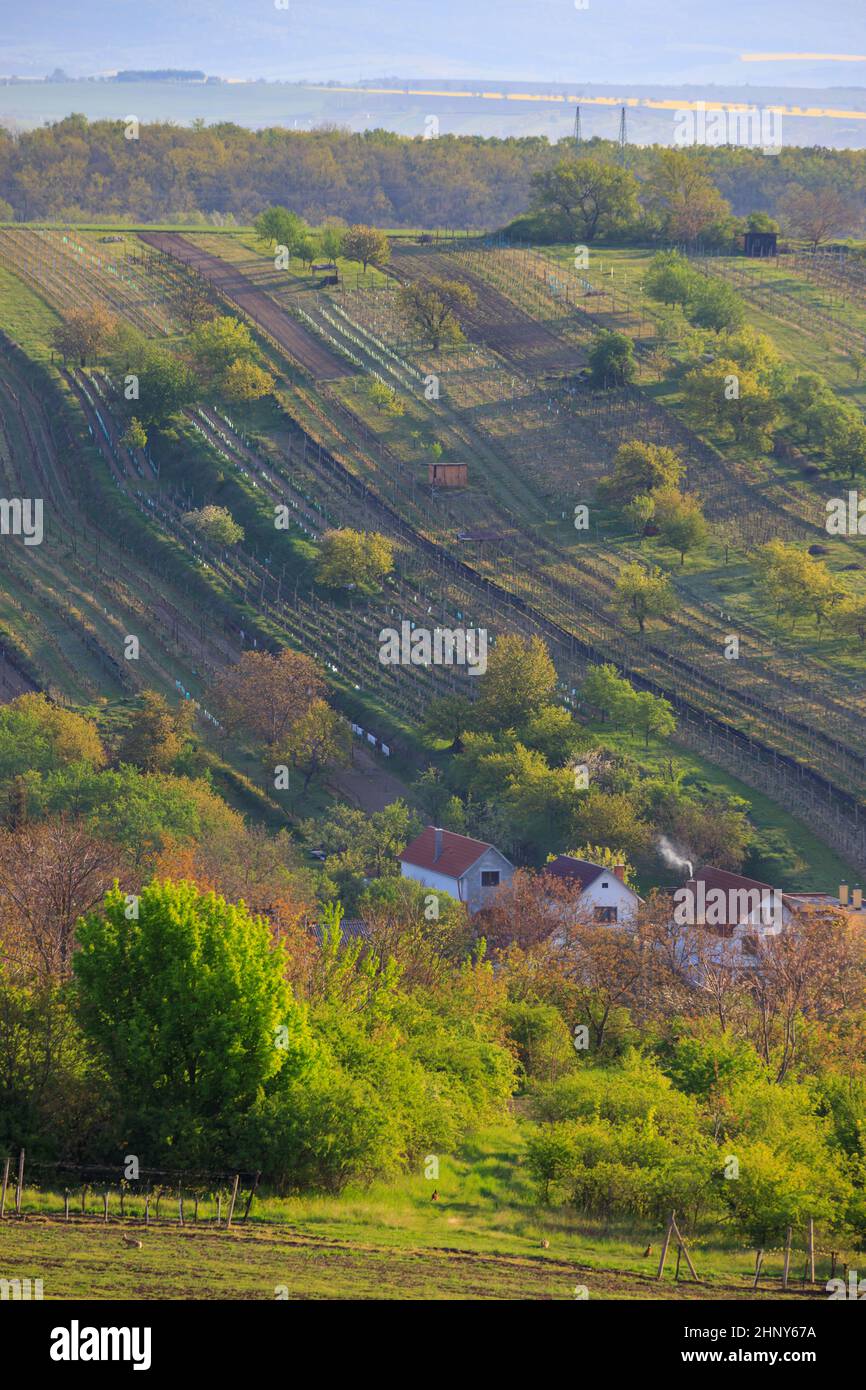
[1,0,864,91]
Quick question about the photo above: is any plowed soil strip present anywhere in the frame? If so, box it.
[138,232,355,381]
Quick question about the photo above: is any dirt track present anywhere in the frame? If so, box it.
[138,232,355,381]
[391,244,585,374]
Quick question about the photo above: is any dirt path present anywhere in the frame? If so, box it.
[328,743,413,812]
[139,232,355,381]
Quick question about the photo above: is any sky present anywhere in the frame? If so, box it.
[1,0,865,89]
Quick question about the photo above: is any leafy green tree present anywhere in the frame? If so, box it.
[645,250,699,306]
[683,359,779,446]
[120,417,147,452]
[222,358,274,402]
[624,689,677,748]
[398,277,476,350]
[530,157,638,242]
[832,593,866,644]
[183,503,244,547]
[116,690,192,772]
[0,694,105,788]
[599,441,684,502]
[74,880,314,1164]
[135,347,197,426]
[475,634,558,730]
[614,563,675,633]
[652,487,708,564]
[519,704,582,767]
[580,664,636,723]
[687,277,745,331]
[588,330,636,388]
[254,205,304,251]
[757,540,839,630]
[187,316,257,386]
[279,698,350,792]
[315,528,394,593]
[342,224,391,272]
[421,693,474,750]
[624,492,656,533]
[645,150,730,243]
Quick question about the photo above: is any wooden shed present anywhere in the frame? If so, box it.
[429,461,467,488]
[743,230,778,258]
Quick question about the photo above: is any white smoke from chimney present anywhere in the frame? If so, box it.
[657,836,693,881]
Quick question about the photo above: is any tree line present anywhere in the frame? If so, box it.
[1,116,866,235]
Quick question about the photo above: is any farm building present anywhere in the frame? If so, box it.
[743,230,777,258]
[545,854,642,925]
[399,826,514,913]
[428,461,467,488]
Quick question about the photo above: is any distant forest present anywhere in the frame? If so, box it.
[1,114,865,230]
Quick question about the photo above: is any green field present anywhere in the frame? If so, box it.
[2,1126,831,1300]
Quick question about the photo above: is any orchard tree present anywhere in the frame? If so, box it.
[117,690,193,772]
[398,277,477,350]
[211,648,324,747]
[121,417,148,452]
[580,664,636,723]
[188,315,257,386]
[587,330,636,389]
[614,563,675,632]
[183,504,244,547]
[315,528,394,593]
[683,359,779,446]
[342,224,391,272]
[625,689,677,748]
[599,440,684,502]
[222,358,274,402]
[134,347,197,426]
[280,698,351,792]
[52,305,117,365]
[475,634,558,730]
[0,818,126,980]
[254,205,305,252]
[779,184,854,249]
[652,487,708,564]
[421,693,474,750]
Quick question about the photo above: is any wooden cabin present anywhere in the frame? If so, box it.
[743,230,778,258]
[429,461,467,488]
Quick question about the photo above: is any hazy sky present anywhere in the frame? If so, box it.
[2,0,865,87]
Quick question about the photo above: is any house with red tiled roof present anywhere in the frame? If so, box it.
[545,854,642,925]
[398,826,514,914]
[671,865,795,964]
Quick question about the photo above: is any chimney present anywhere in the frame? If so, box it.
[612,864,625,882]
[839,882,850,907]
[854,886,863,911]
[433,827,443,863]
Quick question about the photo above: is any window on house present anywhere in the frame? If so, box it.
[601,881,609,888]
[594,906,618,924]
[481,870,500,888]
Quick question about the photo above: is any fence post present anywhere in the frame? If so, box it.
[0,1156,10,1218]
[808,1217,815,1284]
[225,1174,240,1229]
[782,1227,792,1289]
[15,1148,24,1215]
[656,1212,675,1279]
[64,1189,70,1222]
